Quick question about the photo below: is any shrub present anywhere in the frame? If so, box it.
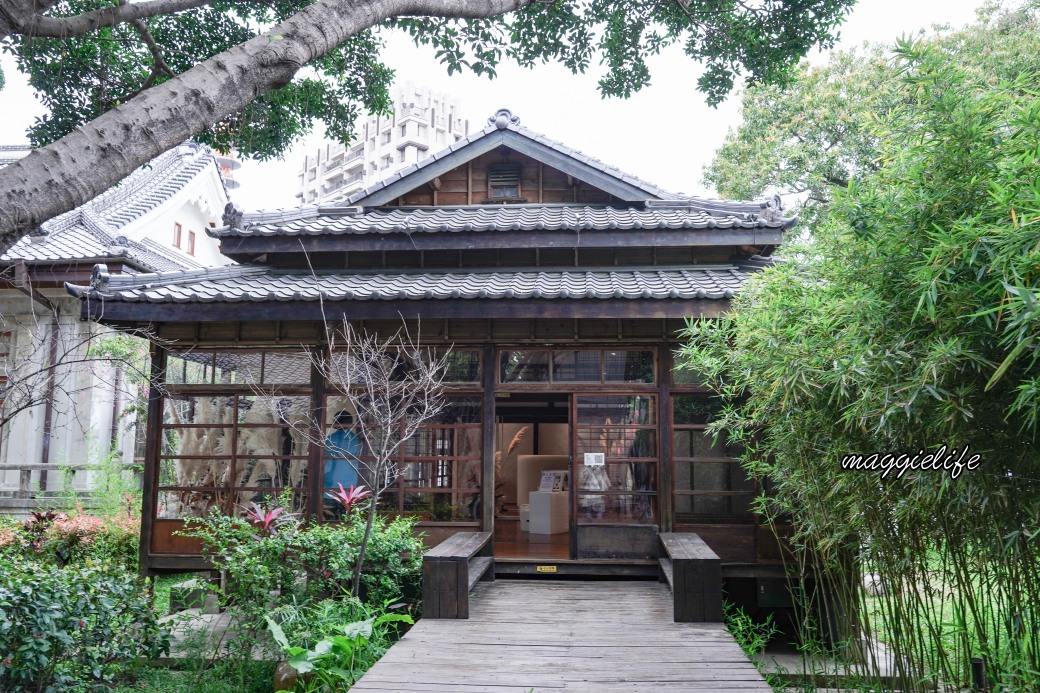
[0,508,140,572]
[266,599,413,691]
[0,557,169,692]
[181,511,356,630]
[174,504,424,686]
[0,515,20,553]
[50,508,140,571]
[183,510,423,614]
[343,514,423,607]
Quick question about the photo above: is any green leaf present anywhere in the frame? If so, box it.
[311,639,333,657]
[374,613,414,626]
[326,666,354,682]
[986,335,1033,391]
[343,618,374,640]
[264,615,289,650]
[289,652,314,674]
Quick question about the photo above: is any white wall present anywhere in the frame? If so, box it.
[0,154,230,499]
[120,165,230,268]
[0,293,143,495]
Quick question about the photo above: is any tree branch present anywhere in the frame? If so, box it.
[1,0,219,41]
[0,0,531,252]
[128,17,176,96]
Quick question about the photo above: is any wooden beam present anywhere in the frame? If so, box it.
[308,346,325,521]
[12,261,57,313]
[86,299,730,324]
[217,228,783,257]
[0,463,140,471]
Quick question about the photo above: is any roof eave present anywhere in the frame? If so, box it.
[215,226,787,257]
[79,297,733,324]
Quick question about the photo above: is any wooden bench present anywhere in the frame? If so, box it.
[422,531,494,619]
[659,532,723,622]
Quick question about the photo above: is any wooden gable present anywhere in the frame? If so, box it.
[345,110,675,207]
[387,147,623,207]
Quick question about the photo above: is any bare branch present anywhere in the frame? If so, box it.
[315,319,449,596]
[127,17,176,96]
[0,311,154,432]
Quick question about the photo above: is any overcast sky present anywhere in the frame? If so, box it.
[0,1,984,212]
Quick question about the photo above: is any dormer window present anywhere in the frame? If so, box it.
[487,164,522,202]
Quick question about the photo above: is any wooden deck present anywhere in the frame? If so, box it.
[352,580,772,692]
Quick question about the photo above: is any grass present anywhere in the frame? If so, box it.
[112,660,276,693]
[151,573,181,616]
[113,574,278,693]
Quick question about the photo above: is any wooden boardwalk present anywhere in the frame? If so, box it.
[352,580,773,692]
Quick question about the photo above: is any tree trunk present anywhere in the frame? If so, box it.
[352,492,380,598]
[0,0,529,254]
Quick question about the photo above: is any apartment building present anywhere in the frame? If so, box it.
[297,83,469,205]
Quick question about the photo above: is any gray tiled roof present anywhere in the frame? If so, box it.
[68,263,752,303]
[2,142,225,272]
[214,199,794,239]
[217,109,794,238]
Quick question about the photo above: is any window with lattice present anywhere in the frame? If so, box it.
[486,164,523,202]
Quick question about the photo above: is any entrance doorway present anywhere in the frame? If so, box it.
[492,393,571,559]
[491,392,661,561]
[572,394,660,559]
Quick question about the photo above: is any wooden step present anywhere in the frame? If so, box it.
[659,557,674,588]
[468,556,493,591]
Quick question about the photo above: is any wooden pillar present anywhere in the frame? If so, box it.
[308,345,326,520]
[480,344,495,532]
[658,345,674,532]
[138,345,167,577]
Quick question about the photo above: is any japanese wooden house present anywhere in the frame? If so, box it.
[67,110,797,603]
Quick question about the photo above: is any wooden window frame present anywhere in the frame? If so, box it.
[173,222,182,248]
[573,393,660,526]
[670,393,756,524]
[498,348,657,387]
[321,392,482,523]
[486,163,522,201]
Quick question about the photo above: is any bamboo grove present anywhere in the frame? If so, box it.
[682,21,1040,692]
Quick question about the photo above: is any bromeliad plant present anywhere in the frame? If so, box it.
[328,484,370,518]
[242,502,293,536]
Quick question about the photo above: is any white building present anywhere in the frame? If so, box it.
[297,82,470,205]
[0,142,232,511]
